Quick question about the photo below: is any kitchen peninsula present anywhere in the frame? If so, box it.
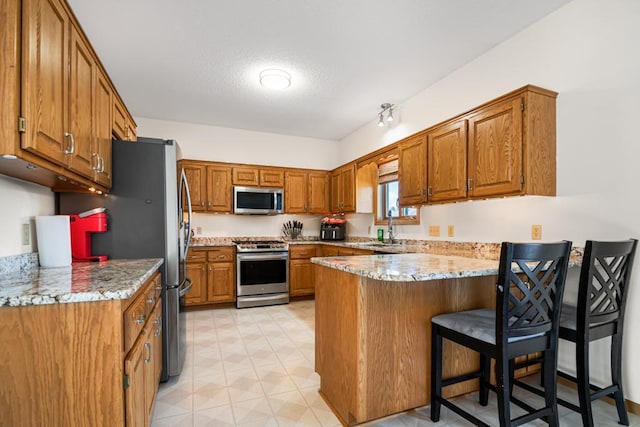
[312,253,514,425]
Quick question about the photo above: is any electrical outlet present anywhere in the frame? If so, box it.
[448,225,455,238]
[531,224,542,240]
[22,223,30,245]
[429,225,441,237]
[196,226,202,235]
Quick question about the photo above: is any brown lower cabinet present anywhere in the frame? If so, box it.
[0,271,162,426]
[289,244,374,297]
[186,246,236,306]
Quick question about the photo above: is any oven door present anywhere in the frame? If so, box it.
[237,252,289,296]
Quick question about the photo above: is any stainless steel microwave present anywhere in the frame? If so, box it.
[233,186,283,215]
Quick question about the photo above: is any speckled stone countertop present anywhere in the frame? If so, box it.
[311,252,582,282]
[311,253,502,281]
[0,258,163,307]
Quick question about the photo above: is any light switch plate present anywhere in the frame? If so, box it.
[531,224,542,240]
[429,225,441,237]
[22,223,30,245]
[448,225,454,237]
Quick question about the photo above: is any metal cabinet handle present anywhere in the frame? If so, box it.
[467,178,473,191]
[207,201,212,207]
[147,297,155,305]
[98,155,105,173]
[64,132,75,154]
[154,316,162,336]
[135,314,146,324]
[427,186,433,197]
[91,153,99,171]
[144,342,151,363]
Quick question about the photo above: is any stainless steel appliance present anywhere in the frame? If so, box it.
[57,138,192,381]
[234,240,289,308]
[234,186,283,215]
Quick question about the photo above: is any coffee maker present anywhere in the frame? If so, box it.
[70,208,108,262]
[320,215,346,241]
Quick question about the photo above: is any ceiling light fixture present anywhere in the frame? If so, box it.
[377,103,395,127]
[259,69,291,90]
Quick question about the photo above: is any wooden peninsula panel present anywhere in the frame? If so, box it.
[315,264,496,425]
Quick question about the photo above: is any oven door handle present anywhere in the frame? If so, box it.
[237,253,289,261]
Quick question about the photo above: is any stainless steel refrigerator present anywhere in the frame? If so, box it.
[57,137,192,381]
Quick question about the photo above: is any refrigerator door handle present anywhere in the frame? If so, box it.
[178,277,193,297]
[180,169,193,259]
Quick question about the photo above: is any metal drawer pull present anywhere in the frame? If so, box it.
[135,314,146,324]
[147,297,155,305]
[144,343,151,363]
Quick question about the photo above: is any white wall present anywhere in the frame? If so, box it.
[340,0,640,403]
[0,175,55,257]
[136,117,340,170]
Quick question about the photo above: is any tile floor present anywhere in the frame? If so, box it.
[151,300,640,426]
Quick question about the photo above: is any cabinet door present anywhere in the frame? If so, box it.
[67,25,96,180]
[427,120,467,203]
[112,96,127,140]
[321,245,340,257]
[340,165,356,212]
[182,163,206,212]
[124,331,146,427]
[144,307,159,420]
[290,259,315,296]
[285,171,308,213]
[467,97,523,197]
[94,71,112,187]
[21,0,70,166]
[207,166,233,212]
[330,170,341,213]
[185,262,206,305]
[152,300,163,384]
[207,262,235,303]
[260,169,284,187]
[308,172,330,214]
[398,133,428,206]
[232,167,259,186]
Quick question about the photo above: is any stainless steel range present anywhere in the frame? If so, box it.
[233,240,289,308]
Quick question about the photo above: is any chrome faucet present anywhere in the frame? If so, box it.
[387,210,396,244]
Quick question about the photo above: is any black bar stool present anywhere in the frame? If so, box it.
[430,241,572,426]
[556,239,637,426]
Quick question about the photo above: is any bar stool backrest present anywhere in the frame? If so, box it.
[578,239,637,329]
[497,241,572,345]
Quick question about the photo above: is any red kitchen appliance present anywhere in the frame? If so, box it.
[70,208,108,262]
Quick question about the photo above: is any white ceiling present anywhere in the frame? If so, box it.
[67,0,572,141]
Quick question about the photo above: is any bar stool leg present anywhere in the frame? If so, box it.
[542,348,559,427]
[430,325,443,422]
[611,332,629,425]
[479,353,490,406]
[577,337,595,427]
[496,354,512,427]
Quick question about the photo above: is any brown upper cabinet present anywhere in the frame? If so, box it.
[394,85,557,206]
[232,167,284,187]
[180,161,233,213]
[398,133,428,206]
[112,96,137,142]
[0,0,135,193]
[331,164,356,213]
[427,119,468,203]
[285,170,330,214]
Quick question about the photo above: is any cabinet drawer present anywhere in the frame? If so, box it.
[290,245,318,259]
[207,247,235,262]
[187,250,206,263]
[124,293,147,354]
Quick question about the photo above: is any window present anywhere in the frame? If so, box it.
[375,158,419,225]
[380,180,418,219]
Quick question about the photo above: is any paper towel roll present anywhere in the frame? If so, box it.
[36,215,72,267]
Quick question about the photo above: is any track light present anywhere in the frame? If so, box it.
[377,103,395,127]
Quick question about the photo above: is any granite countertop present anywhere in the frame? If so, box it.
[311,253,501,281]
[311,252,581,282]
[0,258,163,307]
